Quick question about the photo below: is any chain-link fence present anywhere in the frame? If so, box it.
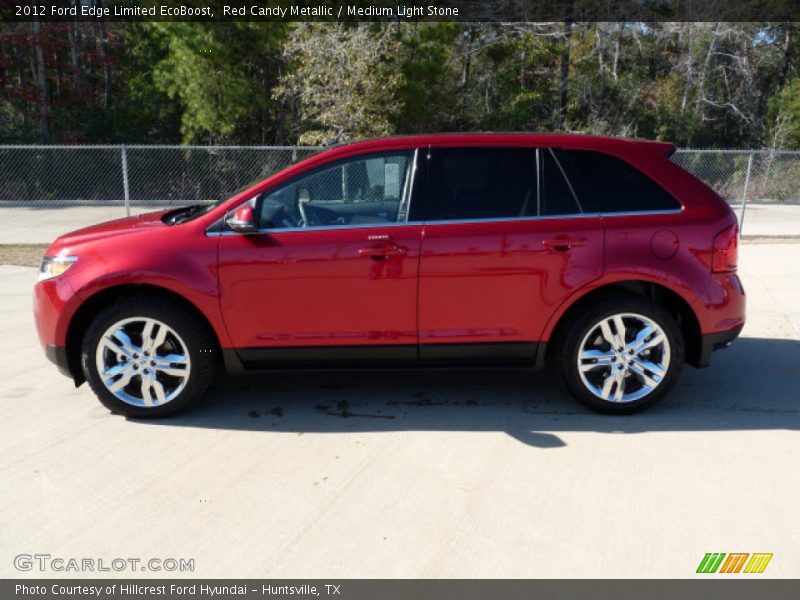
[673,149,800,238]
[0,145,319,244]
[0,145,799,243]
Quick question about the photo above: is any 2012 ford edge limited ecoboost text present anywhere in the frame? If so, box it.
[33,134,745,417]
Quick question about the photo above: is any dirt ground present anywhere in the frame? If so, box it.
[0,244,47,267]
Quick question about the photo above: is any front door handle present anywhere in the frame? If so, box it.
[542,237,588,251]
[358,236,407,259]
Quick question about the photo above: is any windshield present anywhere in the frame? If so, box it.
[163,150,325,226]
[161,176,266,226]
[161,202,220,225]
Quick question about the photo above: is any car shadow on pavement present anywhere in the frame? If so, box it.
[137,337,800,448]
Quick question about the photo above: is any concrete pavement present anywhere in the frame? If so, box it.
[0,244,798,578]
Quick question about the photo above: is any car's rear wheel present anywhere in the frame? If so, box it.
[81,297,216,418]
[557,296,684,414]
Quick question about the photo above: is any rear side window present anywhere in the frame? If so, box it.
[423,148,537,221]
[561,150,680,213]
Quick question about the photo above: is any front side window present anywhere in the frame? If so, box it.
[258,151,414,229]
[560,150,681,213]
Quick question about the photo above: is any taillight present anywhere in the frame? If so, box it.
[712,223,738,273]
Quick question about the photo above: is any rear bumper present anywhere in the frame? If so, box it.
[690,272,746,367]
[695,324,744,368]
[45,344,73,379]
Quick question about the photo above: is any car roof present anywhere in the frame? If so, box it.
[327,132,674,154]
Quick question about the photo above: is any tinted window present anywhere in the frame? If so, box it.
[540,149,581,216]
[259,152,413,229]
[424,148,537,221]
[561,150,680,213]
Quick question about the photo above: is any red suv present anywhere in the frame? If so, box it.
[33,134,744,417]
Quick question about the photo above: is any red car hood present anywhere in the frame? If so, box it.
[48,210,170,252]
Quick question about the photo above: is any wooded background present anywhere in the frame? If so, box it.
[1,22,798,148]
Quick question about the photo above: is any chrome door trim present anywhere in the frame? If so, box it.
[397,148,419,223]
[207,208,684,236]
[597,208,684,218]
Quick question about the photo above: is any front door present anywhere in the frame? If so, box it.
[416,146,604,360]
[217,150,422,363]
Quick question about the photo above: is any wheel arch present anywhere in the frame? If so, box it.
[65,284,223,386]
[544,280,703,367]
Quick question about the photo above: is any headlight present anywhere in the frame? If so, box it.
[38,255,78,281]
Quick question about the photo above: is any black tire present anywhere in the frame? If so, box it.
[556,295,685,414]
[81,296,217,418]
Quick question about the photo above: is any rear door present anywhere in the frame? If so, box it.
[415,146,604,360]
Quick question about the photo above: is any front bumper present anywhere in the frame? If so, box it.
[34,274,84,384]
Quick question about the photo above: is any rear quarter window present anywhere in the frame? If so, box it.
[561,150,681,213]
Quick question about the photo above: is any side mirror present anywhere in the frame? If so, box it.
[226,204,259,234]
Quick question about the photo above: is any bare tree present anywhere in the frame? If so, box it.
[557,19,573,128]
[29,19,51,142]
[67,23,86,101]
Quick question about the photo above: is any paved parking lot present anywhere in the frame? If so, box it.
[0,203,191,244]
[0,244,798,578]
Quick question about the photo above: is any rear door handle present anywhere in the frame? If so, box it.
[541,237,588,251]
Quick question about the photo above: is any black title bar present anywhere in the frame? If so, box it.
[3,0,800,23]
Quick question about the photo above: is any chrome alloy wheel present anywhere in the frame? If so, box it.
[577,312,671,403]
[95,317,191,407]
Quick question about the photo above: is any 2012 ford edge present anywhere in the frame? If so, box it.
[33,134,745,417]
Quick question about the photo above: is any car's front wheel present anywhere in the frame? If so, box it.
[557,296,684,414]
[81,297,217,418]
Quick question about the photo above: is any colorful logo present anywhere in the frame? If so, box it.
[696,553,773,574]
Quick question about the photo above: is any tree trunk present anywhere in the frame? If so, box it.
[557,20,573,129]
[778,23,794,92]
[680,25,692,114]
[67,23,86,100]
[694,23,720,119]
[30,20,51,143]
[596,26,605,75]
[14,26,25,87]
[461,26,477,88]
[97,16,112,109]
[612,24,621,82]
[53,49,62,100]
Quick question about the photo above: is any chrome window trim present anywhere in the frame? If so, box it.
[596,208,684,218]
[207,208,684,236]
[211,220,426,236]
[397,148,419,223]
[419,208,683,227]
